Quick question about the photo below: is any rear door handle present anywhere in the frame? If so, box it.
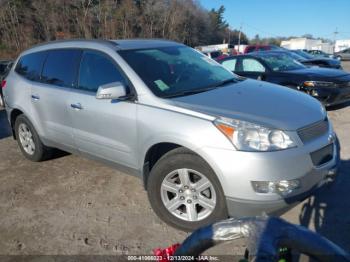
[70,103,83,110]
[31,94,40,101]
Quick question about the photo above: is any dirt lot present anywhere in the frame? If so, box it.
[0,62,350,258]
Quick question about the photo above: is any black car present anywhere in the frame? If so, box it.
[290,49,342,69]
[218,51,350,107]
[0,60,13,107]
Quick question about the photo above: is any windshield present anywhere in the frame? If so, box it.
[118,46,238,98]
[258,53,306,72]
[285,52,306,61]
[293,50,314,59]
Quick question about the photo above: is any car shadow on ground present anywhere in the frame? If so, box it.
[0,108,12,139]
[299,158,350,254]
[327,101,350,111]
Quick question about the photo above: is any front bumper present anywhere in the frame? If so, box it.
[305,86,350,107]
[226,163,338,217]
[199,128,339,218]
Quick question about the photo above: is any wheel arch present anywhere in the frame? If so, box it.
[143,142,183,189]
[142,141,223,190]
[10,108,24,139]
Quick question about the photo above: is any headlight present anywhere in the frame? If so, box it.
[303,81,336,87]
[214,117,296,152]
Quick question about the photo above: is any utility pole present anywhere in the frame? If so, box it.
[333,27,338,52]
[238,23,242,48]
[228,27,231,44]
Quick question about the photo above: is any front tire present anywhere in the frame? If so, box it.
[147,147,228,231]
[15,114,52,162]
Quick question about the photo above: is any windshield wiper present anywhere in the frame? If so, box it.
[162,78,239,98]
[213,78,240,87]
[162,86,218,98]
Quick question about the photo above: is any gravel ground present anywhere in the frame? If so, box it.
[0,62,349,258]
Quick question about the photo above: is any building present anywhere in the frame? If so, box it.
[335,39,350,52]
[280,38,334,53]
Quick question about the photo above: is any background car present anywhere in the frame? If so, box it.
[202,50,224,59]
[305,49,334,59]
[243,44,282,54]
[219,51,350,106]
[334,48,350,61]
[0,60,13,107]
[290,49,342,69]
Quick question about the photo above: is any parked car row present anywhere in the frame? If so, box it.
[219,51,350,107]
[304,49,335,59]
[290,49,342,69]
[2,39,340,231]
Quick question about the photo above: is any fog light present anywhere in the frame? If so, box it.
[311,90,319,97]
[251,179,300,195]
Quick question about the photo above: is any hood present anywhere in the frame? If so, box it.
[305,58,340,65]
[290,67,350,80]
[169,79,326,131]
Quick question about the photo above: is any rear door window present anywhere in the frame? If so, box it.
[15,52,47,81]
[221,59,237,71]
[242,58,266,72]
[41,49,82,88]
[78,50,126,92]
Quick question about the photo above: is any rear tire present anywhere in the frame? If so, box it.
[147,147,228,231]
[15,114,53,162]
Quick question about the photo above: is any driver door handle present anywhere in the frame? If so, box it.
[70,103,83,110]
[31,94,40,101]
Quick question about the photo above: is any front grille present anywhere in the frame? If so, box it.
[298,119,329,143]
[338,82,350,88]
[310,143,333,166]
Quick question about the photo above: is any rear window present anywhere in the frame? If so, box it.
[257,46,269,51]
[15,52,47,81]
[41,49,82,88]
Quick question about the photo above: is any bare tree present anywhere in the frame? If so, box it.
[0,0,232,58]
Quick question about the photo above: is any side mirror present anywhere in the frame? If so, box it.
[257,73,266,81]
[96,82,127,100]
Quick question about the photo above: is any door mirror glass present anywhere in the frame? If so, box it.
[96,82,127,100]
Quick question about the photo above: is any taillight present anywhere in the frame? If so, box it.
[1,80,6,89]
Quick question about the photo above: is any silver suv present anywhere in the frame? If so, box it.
[3,40,339,231]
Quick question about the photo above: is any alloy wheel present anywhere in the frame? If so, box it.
[18,123,35,155]
[160,168,217,222]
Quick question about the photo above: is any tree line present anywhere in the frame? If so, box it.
[0,0,249,58]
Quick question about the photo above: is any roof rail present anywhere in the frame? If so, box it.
[29,38,119,49]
